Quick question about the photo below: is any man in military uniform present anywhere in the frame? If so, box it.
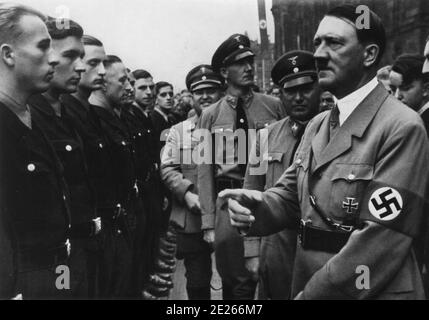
[159,65,224,300]
[133,69,156,115]
[222,5,429,300]
[89,55,137,298]
[243,51,321,299]
[152,81,176,158]
[130,69,174,296]
[197,34,286,300]
[60,35,126,299]
[28,18,101,299]
[0,4,70,299]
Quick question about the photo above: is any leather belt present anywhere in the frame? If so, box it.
[18,242,70,272]
[299,219,351,254]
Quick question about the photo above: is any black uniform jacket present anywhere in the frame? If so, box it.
[0,102,70,298]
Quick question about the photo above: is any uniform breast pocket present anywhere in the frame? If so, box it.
[265,152,285,188]
[180,145,197,181]
[329,163,374,220]
[212,124,235,164]
[255,119,276,130]
[179,145,194,166]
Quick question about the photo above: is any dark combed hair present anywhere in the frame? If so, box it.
[392,53,425,85]
[82,34,103,47]
[155,81,173,96]
[45,16,83,40]
[132,69,152,80]
[0,3,46,43]
[104,55,122,68]
[326,4,386,66]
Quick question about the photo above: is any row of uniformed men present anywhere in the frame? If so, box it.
[0,3,182,299]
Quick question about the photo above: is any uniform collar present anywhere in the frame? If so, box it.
[30,94,56,117]
[188,114,199,131]
[133,103,148,117]
[155,106,169,122]
[89,93,115,114]
[0,90,32,128]
[289,118,307,138]
[336,77,379,126]
[0,101,31,139]
[225,90,254,109]
[418,101,429,116]
[311,83,388,172]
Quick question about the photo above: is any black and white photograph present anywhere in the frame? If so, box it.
[1,0,429,307]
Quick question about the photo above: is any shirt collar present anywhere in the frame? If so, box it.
[225,90,254,109]
[336,77,379,126]
[418,101,429,116]
[155,106,169,122]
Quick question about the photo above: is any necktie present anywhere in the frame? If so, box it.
[329,104,340,141]
[236,97,249,176]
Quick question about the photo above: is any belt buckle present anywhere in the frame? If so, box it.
[299,219,311,245]
[333,223,354,233]
[65,239,71,258]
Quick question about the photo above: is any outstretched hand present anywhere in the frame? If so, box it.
[218,189,263,229]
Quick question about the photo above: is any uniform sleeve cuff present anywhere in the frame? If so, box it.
[175,180,194,203]
[202,214,216,230]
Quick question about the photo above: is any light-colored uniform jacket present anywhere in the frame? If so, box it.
[244,117,303,299]
[161,115,201,233]
[249,84,429,299]
[197,91,285,280]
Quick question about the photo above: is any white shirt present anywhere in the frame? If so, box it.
[336,77,379,126]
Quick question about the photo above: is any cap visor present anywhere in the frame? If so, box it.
[191,80,222,92]
[283,75,316,89]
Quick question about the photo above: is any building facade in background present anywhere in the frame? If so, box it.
[271,0,429,66]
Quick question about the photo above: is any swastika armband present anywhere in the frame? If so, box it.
[358,181,426,238]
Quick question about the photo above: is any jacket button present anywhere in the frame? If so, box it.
[239,119,245,124]
[296,159,302,165]
[27,163,36,172]
[348,174,356,181]
[65,145,72,151]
